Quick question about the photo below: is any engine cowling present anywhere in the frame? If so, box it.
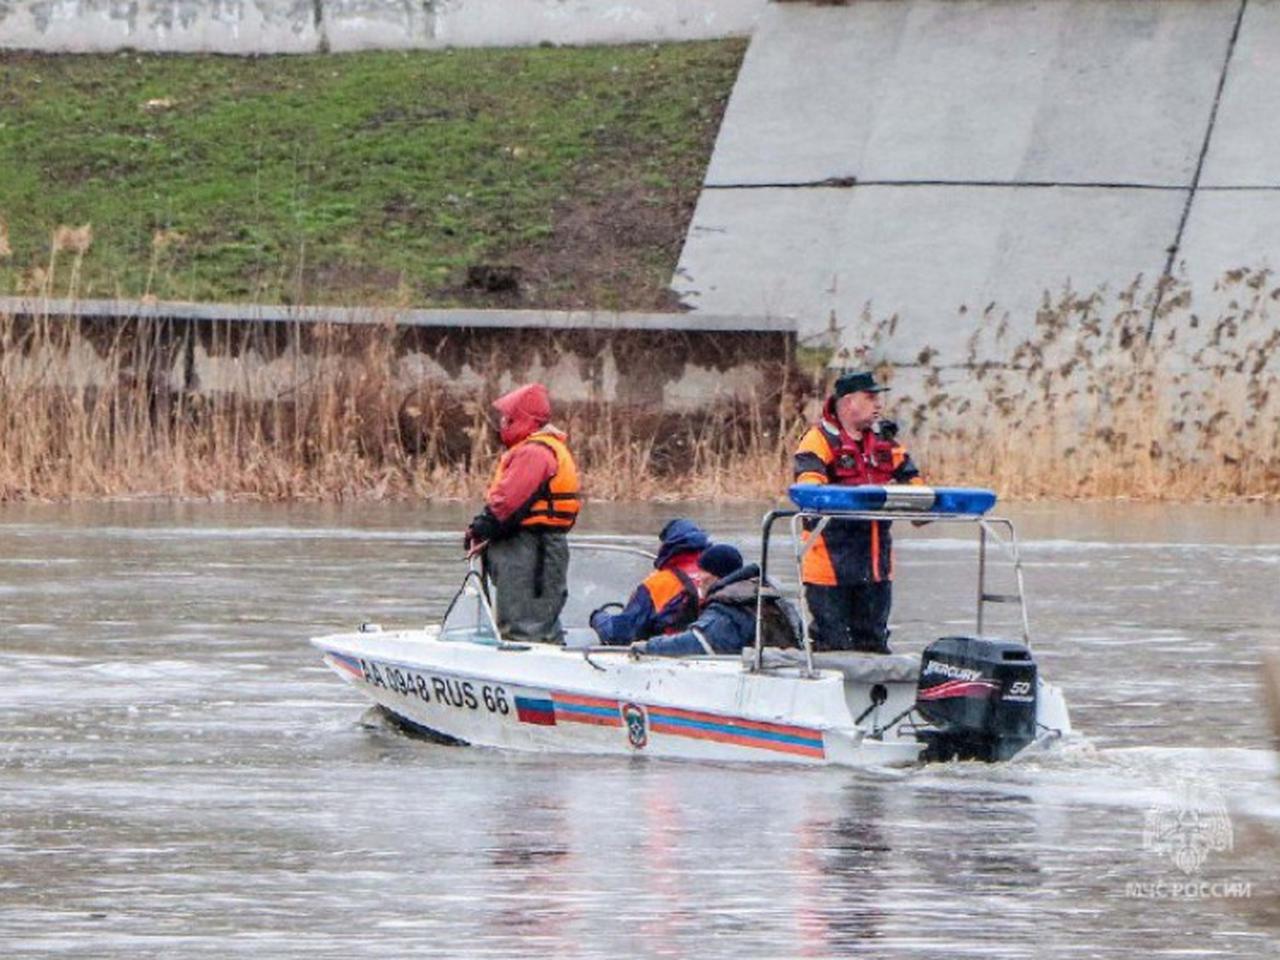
[915,636,1038,762]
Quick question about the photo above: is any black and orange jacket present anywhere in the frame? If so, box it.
[793,402,921,586]
[488,428,581,532]
[590,552,706,644]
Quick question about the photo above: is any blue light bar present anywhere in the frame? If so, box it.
[788,484,997,516]
[931,487,998,515]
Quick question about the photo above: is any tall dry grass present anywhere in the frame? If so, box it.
[0,307,800,502]
[1,239,1277,502]
[843,270,1280,501]
[0,296,801,502]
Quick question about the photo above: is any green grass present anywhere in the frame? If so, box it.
[0,42,744,308]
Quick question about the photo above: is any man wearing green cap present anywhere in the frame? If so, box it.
[793,370,923,653]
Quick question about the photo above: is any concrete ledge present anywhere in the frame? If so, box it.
[0,297,794,334]
[0,0,766,54]
[0,300,795,411]
[0,1,321,55]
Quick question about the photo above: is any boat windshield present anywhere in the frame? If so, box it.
[562,540,657,631]
[438,539,657,646]
[438,568,501,644]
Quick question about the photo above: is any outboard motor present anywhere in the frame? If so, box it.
[915,636,1038,762]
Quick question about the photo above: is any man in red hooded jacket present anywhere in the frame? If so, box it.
[464,383,581,643]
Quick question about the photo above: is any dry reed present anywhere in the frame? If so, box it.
[0,308,797,502]
[1,267,1277,503]
[837,270,1280,501]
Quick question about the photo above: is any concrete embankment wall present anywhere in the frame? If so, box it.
[0,0,765,54]
[6,0,1276,454]
[0,298,794,414]
[675,0,1280,420]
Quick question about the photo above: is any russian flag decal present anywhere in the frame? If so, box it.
[514,695,557,726]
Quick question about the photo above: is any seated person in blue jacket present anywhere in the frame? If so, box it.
[590,518,712,645]
[637,544,803,657]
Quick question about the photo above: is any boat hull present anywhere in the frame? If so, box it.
[312,630,926,768]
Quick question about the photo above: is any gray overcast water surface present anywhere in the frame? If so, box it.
[2,501,1278,958]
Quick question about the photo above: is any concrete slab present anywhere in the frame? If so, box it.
[1154,187,1280,449]
[674,184,1182,362]
[1179,191,1280,287]
[674,187,842,324]
[705,0,1236,187]
[702,2,908,186]
[1200,0,1280,187]
[0,0,320,55]
[0,0,764,53]
[431,0,765,49]
[323,0,438,53]
[1162,189,1280,359]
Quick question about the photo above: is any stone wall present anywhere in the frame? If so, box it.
[0,297,796,413]
[0,0,766,53]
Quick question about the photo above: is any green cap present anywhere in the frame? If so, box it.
[833,370,889,397]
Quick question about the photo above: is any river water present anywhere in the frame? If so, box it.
[2,501,1278,958]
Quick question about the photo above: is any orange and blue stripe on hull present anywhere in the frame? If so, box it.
[551,691,823,758]
[647,705,826,760]
[553,692,623,727]
[327,658,828,762]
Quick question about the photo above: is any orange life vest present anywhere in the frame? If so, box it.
[641,563,706,633]
[794,418,920,586]
[495,430,582,530]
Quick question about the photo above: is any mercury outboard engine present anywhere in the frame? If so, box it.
[915,636,1038,762]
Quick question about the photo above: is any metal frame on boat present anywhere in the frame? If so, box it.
[752,507,1031,676]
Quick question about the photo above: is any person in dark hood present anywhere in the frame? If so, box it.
[589,518,712,645]
[793,369,922,653]
[464,383,581,643]
[637,544,802,657]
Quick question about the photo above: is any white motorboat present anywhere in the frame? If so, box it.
[311,486,1073,768]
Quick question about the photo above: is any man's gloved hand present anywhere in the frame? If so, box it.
[465,508,502,551]
[875,418,900,441]
[588,602,623,630]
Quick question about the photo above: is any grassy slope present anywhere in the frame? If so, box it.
[0,42,743,309]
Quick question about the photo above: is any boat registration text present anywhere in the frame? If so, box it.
[351,655,510,715]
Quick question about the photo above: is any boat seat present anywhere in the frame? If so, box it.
[745,647,921,683]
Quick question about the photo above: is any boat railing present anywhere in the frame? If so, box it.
[564,537,658,563]
[753,508,1031,679]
